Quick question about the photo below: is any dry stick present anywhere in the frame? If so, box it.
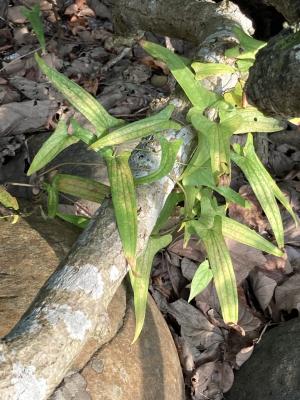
[0,106,194,399]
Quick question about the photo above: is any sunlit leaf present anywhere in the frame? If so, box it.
[56,212,90,229]
[141,40,218,109]
[223,82,244,107]
[231,134,285,248]
[135,137,182,185]
[221,216,284,257]
[22,5,45,52]
[89,116,181,151]
[27,120,79,175]
[130,234,172,343]
[35,53,121,136]
[0,185,19,223]
[225,26,265,59]
[191,216,238,324]
[181,131,210,179]
[192,62,236,80]
[106,152,137,269]
[188,260,213,302]
[52,174,110,203]
[70,118,95,145]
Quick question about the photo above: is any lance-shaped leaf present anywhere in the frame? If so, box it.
[130,234,172,343]
[135,137,182,185]
[152,191,184,234]
[106,152,137,269]
[231,135,285,248]
[223,81,244,108]
[180,131,209,179]
[220,106,285,134]
[192,216,238,324]
[52,174,109,203]
[22,5,45,52]
[27,120,79,175]
[44,183,58,218]
[188,260,213,302]
[141,40,218,109]
[90,117,181,151]
[183,160,249,208]
[35,53,121,136]
[187,108,241,184]
[221,216,284,257]
[0,185,19,224]
[225,26,265,59]
[56,212,90,229]
[192,62,236,80]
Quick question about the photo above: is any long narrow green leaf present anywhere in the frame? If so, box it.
[231,136,285,248]
[135,137,182,185]
[181,131,209,179]
[35,53,121,136]
[192,216,238,324]
[188,260,213,302]
[22,5,46,52]
[222,216,284,257]
[52,174,110,203]
[106,152,137,269]
[56,212,90,229]
[44,183,58,218]
[90,118,181,151]
[141,40,218,109]
[130,234,172,343]
[27,120,79,175]
[70,119,95,145]
[192,62,236,80]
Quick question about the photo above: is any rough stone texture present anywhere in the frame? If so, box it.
[264,0,300,24]
[246,30,300,118]
[227,317,300,400]
[81,294,185,400]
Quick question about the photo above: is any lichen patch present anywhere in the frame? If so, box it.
[109,265,120,282]
[44,304,92,341]
[11,362,47,400]
[47,264,104,299]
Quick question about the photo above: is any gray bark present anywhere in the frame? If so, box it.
[109,0,253,43]
[264,0,300,24]
[246,30,300,118]
[0,100,194,399]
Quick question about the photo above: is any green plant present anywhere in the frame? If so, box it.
[11,8,298,339]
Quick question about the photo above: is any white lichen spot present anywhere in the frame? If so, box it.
[0,352,5,364]
[12,362,47,400]
[47,264,104,299]
[109,265,120,282]
[295,50,300,61]
[44,304,92,340]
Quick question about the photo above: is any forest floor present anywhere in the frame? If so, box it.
[1,1,300,399]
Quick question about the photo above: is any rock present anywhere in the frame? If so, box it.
[7,6,27,24]
[0,215,184,399]
[227,317,300,400]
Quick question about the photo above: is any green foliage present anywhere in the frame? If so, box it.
[21,5,46,52]
[0,186,19,223]
[23,13,296,338]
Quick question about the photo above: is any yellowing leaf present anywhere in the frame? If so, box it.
[106,152,137,269]
[221,216,284,257]
[52,174,109,203]
[130,234,172,343]
[192,62,236,80]
[192,216,238,324]
[27,120,79,175]
[90,118,181,151]
[135,137,182,185]
[141,40,219,109]
[0,185,19,223]
[35,53,121,136]
[188,260,213,302]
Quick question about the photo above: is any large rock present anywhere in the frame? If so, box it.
[227,317,300,400]
[0,215,184,399]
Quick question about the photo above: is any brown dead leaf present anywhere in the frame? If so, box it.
[235,345,254,368]
[168,238,205,262]
[275,273,300,313]
[139,55,170,75]
[249,269,277,311]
